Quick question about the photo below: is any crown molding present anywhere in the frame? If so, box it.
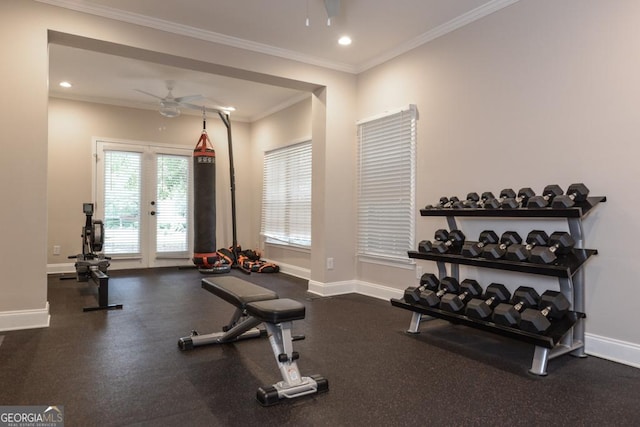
[37,0,520,75]
[356,0,521,73]
[36,0,357,73]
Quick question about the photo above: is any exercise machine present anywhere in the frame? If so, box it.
[178,276,328,405]
[66,203,123,312]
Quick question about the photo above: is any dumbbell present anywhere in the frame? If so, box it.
[425,196,459,209]
[463,192,495,209]
[418,229,452,252]
[481,231,522,260]
[465,283,511,319]
[551,183,590,208]
[484,188,517,209]
[500,187,535,209]
[433,229,466,254]
[439,279,483,312]
[461,230,499,257]
[418,276,461,307]
[528,231,575,264]
[492,286,541,327]
[505,230,549,262]
[519,290,570,333]
[425,196,451,209]
[452,192,480,209]
[403,273,439,304]
[527,185,564,208]
[478,192,495,208]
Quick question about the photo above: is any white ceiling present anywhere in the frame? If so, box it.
[45,0,519,121]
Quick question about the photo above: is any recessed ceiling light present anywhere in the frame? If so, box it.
[59,81,72,88]
[338,36,352,46]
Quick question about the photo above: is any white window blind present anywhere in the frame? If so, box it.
[156,154,190,254]
[357,105,416,261]
[261,140,312,248]
[103,150,142,255]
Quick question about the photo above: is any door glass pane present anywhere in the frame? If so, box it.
[103,150,141,255]
[156,154,189,253]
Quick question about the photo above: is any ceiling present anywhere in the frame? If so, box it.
[45,0,519,122]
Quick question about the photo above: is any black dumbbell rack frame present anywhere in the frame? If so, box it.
[391,196,605,375]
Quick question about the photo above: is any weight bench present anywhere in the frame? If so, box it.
[178,277,329,406]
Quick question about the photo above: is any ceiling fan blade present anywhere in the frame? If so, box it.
[174,94,203,103]
[134,89,164,100]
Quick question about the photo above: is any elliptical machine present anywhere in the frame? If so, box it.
[68,203,123,312]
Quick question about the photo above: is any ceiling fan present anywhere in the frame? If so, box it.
[135,80,203,118]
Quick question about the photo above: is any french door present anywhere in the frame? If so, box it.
[95,140,193,269]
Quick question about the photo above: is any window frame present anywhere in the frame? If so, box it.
[260,138,312,250]
[356,105,417,264]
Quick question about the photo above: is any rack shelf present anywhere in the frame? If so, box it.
[407,248,597,278]
[391,298,584,349]
[420,196,606,218]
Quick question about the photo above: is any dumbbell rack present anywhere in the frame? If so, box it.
[390,196,606,375]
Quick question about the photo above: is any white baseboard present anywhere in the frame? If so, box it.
[262,258,310,280]
[309,279,640,370]
[585,333,640,369]
[0,303,50,332]
[356,280,404,301]
[308,279,359,296]
[47,263,76,275]
[308,278,403,301]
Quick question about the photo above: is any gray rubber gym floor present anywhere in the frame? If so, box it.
[0,268,639,426]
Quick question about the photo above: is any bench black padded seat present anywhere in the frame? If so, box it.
[201,277,278,307]
[246,299,306,324]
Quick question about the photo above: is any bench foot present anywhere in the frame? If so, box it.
[83,303,123,312]
[257,375,329,406]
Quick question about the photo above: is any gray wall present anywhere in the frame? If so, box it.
[356,0,640,360]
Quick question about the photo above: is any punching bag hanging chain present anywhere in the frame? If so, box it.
[195,107,214,153]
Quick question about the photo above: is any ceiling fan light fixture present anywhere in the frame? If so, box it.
[159,105,180,118]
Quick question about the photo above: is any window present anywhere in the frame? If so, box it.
[357,105,417,261]
[261,140,312,248]
[103,150,142,255]
[155,154,190,253]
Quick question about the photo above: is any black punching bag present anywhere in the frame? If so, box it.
[192,129,219,270]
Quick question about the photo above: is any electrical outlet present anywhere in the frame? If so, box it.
[326,257,334,270]
[53,245,61,256]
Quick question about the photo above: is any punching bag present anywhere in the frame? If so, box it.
[192,128,220,271]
